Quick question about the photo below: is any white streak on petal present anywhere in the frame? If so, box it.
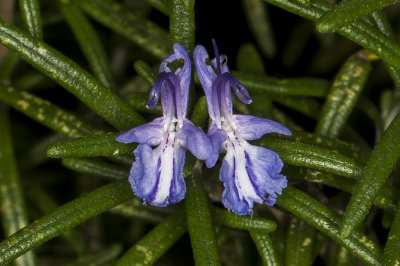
[226,132,259,204]
[152,132,176,205]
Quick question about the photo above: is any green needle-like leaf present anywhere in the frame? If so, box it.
[66,244,123,266]
[22,133,66,169]
[0,105,37,266]
[190,96,208,128]
[294,0,310,6]
[115,208,186,266]
[258,134,363,179]
[237,43,266,75]
[327,242,357,266]
[77,0,170,59]
[48,129,367,180]
[264,0,400,72]
[316,51,372,138]
[251,232,282,266]
[242,0,276,58]
[285,215,315,266]
[13,71,51,92]
[277,186,382,265]
[289,168,398,214]
[62,158,128,180]
[145,0,171,16]
[125,92,162,114]
[58,2,116,90]
[272,95,321,120]
[134,60,157,85]
[170,0,195,54]
[27,187,86,254]
[212,207,277,233]
[357,96,383,141]
[109,198,171,224]
[0,179,133,264]
[383,204,400,265]
[371,11,400,90]
[18,0,42,39]
[185,168,220,266]
[316,0,400,33]
[234,72,330,97]
[0,85,98,138]
[0,19,144,130]
[47,132,135,158]
[341,113,400,238]
[0,51,19,81]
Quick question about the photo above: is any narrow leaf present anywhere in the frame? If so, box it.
[288,167,398,214]
[115,208,186,266]
[26,187,86,254]
[213,207,277,233]
[371,11,400,90]
[237,43,266,75]
[241,0,276,58]
[58,2,116,90]
[109,198,169,224]
[272,95,321,120]
[47,132,135,158]
[62,157,128,180]
[66,244,123,266]
[170,0,195,54]
[285,215,315,266]
[125,92,162,114]
[316,50,372,138]
[317,0,400,32]
[341,113,400,238]
[48,129,366,180]
[133,60,157,85]
[234,72,330,97]
[251,232,282,266]
[0,85,98,138]
[185,167,220,266]
[145,0,170,16]
[264,0,400,72]
[383,204,400,265]
[0,179,133,264]
[258,134,363,178]
[0,19,143,130]
[0,105,37,265]
[328,242,357,266]
[0,51,19,81]
[277,186,382,265]
[77,0,170,59]
[18,0,43,39]
[190,96,208,128]
[22,133,66,169]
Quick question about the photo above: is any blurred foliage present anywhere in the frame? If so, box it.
[0,0,400,265]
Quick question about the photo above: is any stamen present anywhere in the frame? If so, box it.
[212,39,221,76]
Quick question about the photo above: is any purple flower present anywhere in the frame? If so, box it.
[117,43,212,207]
[194,40,291,216]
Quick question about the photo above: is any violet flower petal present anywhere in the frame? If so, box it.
[220,140,287,216]
[194,45,217,120]
[116,117,164,146]
[160,43,191,119]
[228,75,252,104]
[177,118,212,160]
[234,115,292,141]
[205,122,227,168]
[129,142,186,207]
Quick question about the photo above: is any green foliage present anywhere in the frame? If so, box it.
[317,0,400,32]
[0,105,36,265]
[285,216,315,266]
[0,0,400,264]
